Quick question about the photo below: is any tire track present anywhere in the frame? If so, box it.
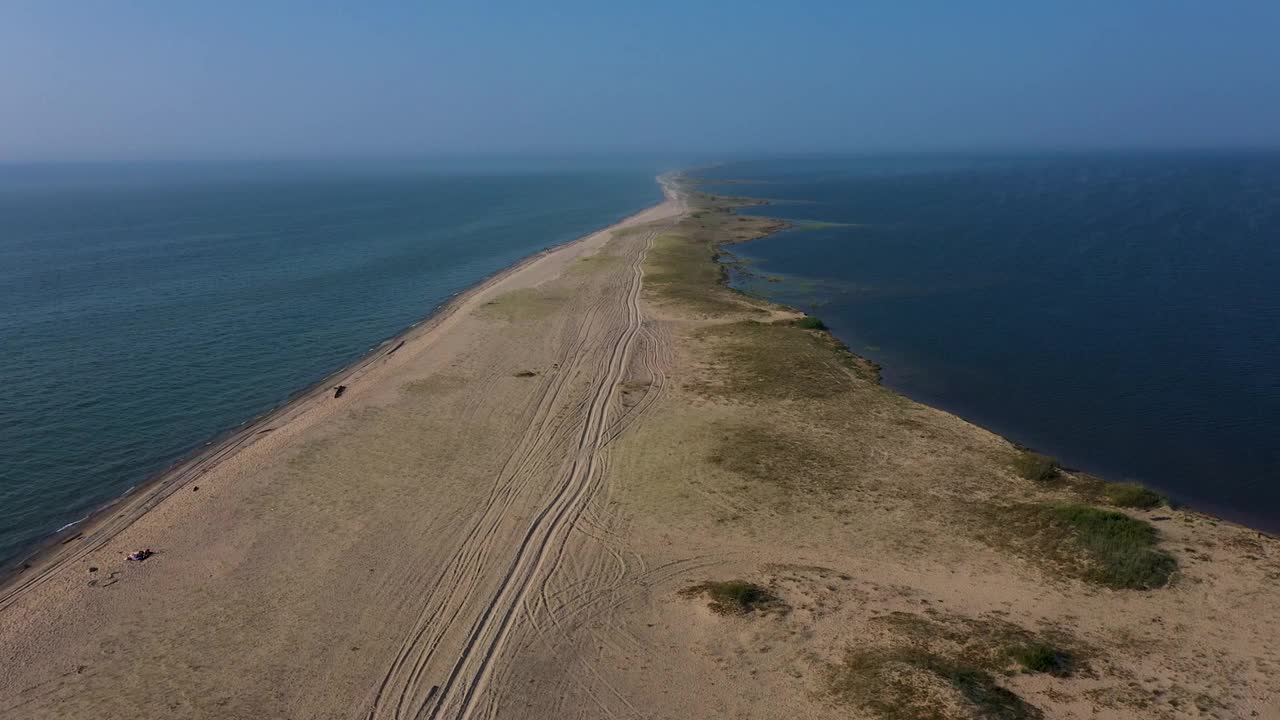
[365,211,677,720]
[0,211,641,614]
[367,306,604,720]
[428,225,663,720]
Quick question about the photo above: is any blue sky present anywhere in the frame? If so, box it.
[3,1,1279,160]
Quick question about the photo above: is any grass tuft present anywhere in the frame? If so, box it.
[1102,482,1165,509]
[829,648,1043,720]
[679,580,784,615]
[1046,505,1175,589]
[823,610,1093,717]
[1011,642,1073,676]
[983,503,1176,590]
[1012,451,1058,482]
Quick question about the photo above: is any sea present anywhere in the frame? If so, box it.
[0,159,663,565]
[699,153,1280,533]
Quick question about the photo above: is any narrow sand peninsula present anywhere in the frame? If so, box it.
[2,176,1279,720]
[0,184,683,719]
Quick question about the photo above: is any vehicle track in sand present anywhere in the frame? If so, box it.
[0,202,657,615]
[366,191,682,720]
[0,181,696,720]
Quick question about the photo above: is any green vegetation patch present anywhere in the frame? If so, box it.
[709,422,848,496]
[1099,481,1165,509]
[643,194,789,317]
[680,580,785,615]
[829,648,1043,720]
[691,320,875,402]
[879,611,1082,678]
[1046,505,1176,589]
[792,315,828,330]
[569,253,623,274]
[1012,451,1059,482]
[644,232,748,314]
[479,288,566,322]
[1010,642,1074,676]
[989,503,1176,590]
[826,611,1085,719]
[1050,472,1167,510]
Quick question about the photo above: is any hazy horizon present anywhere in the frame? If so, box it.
[5,2,1280,162]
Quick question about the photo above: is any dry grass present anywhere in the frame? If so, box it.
[708,422,850,496]
[568,253,623,274]
[825,610,1085,719]
[832,625,1021,718]
[690,320,876,402]
[479,288,566,321]
[829,649,1043,720]
[880,611,1083,677]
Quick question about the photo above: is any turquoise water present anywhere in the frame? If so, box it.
[701,153,1280,532]
[0,161,661,564]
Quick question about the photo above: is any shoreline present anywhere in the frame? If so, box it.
[0,192,667,601]
[3,172,1278,718]
[613,178,1280,717]
[690,175,1278,538]
[0,178,687,718]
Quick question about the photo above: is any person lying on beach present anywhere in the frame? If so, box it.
[127,549,154,562]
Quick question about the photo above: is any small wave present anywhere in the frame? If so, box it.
[56,516,88,533]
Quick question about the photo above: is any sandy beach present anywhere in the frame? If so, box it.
[0,182,683,718]
[2,176,1279,720]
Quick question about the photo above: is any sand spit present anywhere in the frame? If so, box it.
[2,176,1279,720]
[0,183,681,718]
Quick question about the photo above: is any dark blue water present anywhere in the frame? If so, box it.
[0,161,661,564]
[700,154,1280,532]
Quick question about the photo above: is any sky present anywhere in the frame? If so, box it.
[3,1,1279,161]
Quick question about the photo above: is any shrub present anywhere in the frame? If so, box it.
[1011,643,1073,676]
[1012,452,1058,482]
[680,580,783,615]
[829,648,1043,720]
[1103,482,1164,509]
[794,315,827,330]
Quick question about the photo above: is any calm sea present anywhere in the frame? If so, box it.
[0,160,661,564]
[700,153,1280,532]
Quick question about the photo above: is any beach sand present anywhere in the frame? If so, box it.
[2,177,1279,719]
[0,185,683,718]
